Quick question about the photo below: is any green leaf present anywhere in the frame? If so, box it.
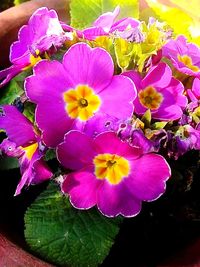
[0,71,30,105]
[0,76,23,105]
[70,0,139,29]
[0,156,19,170]
[25,182,122,267]
[114,38,134,70]
[152,121,168,130]
[102,0,139,19]
[44,149,56,161]
[141,109,151,127]
[23,102,36,123]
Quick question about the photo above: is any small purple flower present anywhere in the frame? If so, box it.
[162,35,200,77]
[82,6,140,40]
[0,7,72,88]
[115,27,145,43]
[57,131,171,217]
[167,125,200,159]
[84,114,166,153]
[25,43,136,147]
[123,63,188,121]
[0,105,52,195]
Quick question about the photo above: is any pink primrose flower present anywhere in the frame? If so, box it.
[162,35,200,77]
[167,125,200,159]
[57,131,171,217]
[123,62,188,121]
[25,43,136,147]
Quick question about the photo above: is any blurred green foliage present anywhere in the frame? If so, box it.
[14,0,29,5]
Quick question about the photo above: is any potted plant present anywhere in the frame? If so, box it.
[0,1,200,267]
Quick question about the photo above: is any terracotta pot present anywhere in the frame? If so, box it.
[0,233,54,267]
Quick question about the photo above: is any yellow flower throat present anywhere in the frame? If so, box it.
[63,85,101,121]
[93,153,130,185]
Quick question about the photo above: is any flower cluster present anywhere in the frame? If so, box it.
[0,6,200,217]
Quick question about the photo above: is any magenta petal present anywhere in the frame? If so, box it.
[62,43,114,91]
[82,27,108,40]
[15,160,51,196]
[111,17,139,32]
[84,113,119,137]
[97,181,142,217]
[192,78,200,98]
[25,60,71,103]
[62,168,100,209]
[57,131,96,170]
[142,62,172,88]
[15,148,52,195]
[32,159,52,184]
[162,35,188,59]
[15,168,31,196]
[0,105,36,146]
[35,101,73,148]
[0,139,23,158]
[10,25,33,64]
[99,75,136,119]
[94,132,143,158]
[153,105,183,121]
[167,78,187,108]
[127,154,171,201]
[122,70,142,89]
[25,60,74,147]
[0,65,22,88]
[94,6,120,29]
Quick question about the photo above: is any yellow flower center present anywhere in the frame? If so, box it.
[138,86,163,110]
[177,54,199,72]
[21,143,38,160]
[23,49,42,70]
[30,55,41,66]
[63,85,101,121]
[93,153,130,185]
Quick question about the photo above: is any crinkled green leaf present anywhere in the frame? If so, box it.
[70,0,139,29]
[25,182,122,267]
